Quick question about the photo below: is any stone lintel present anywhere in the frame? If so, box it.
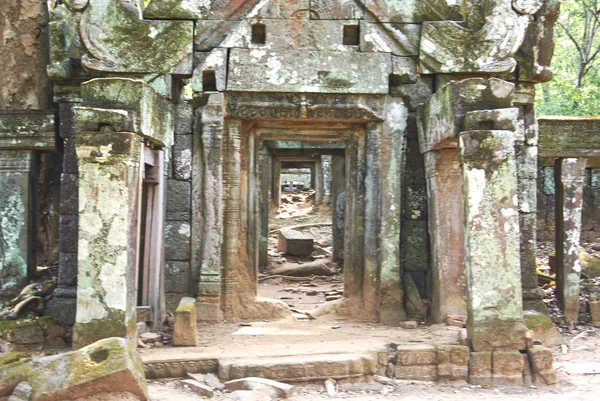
[417,78,515,154]
[227,49,391,94]
[538,116,600,159]
[555,157,587,326]
[459,130,527,351]
[0,111,56,150]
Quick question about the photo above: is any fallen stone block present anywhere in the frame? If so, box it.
[173,297,197,346]
[0,337,148,400]
[224,377,293,399]
[400,321,418,329]
[139,332,161,344]
[277,230,314,256]
[181,379,214,397]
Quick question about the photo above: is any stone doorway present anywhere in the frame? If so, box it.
[257,138,345,313]
[195,93,407,324]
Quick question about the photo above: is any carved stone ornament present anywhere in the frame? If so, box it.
[419,0,531,74]
[79,0,193,74]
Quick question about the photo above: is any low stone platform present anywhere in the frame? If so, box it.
[140,320,556,386]
[277,230,314,256]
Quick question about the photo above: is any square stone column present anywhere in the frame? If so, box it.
[331,155,345,262]
[555,158,587,327]
[73,131,143,348]
[459,130,528,351]
[424,149,467,323]
[196,94,224,322]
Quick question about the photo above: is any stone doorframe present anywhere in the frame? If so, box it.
[194,92,408,324]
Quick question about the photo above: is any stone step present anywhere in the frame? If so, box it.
[219,352,380,382]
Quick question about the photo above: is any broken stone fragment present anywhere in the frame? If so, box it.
[0,337,148,400]
[187,372,224,390]
[181,379,214,397]
[400,321,418,329]
[172,297,197,347]
[139,332,162,344]
[224,377,293,399]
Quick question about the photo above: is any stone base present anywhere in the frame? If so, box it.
[523,310,563,348]
[196,299,223,323]
[470,318,529,352]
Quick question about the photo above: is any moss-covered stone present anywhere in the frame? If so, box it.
[0,352,30,367]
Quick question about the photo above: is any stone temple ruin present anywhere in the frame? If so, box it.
[2,0,600,397]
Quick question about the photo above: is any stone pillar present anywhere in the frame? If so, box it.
[196,94,224,322]
[363,123,382,319]
[331,155,345,262]
[73,131,142,348]
[314,156,323,205]
[0,150,36,290]
[322,155,332,205]
[258,145,272,271]
[272,158,281,207]
[424,149,467,323]
[555,158,587,327]
[459,130,528,351]
[46,103,79,325]
[379,98,408,324]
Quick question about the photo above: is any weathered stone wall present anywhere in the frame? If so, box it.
[0,0,51,110]
[165,101,194,312]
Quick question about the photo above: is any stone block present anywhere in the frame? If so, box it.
[44,295,76,326]
[390,77,434,111]
[166,180,191,221]
[59,173,78,216]
[227,49,391,94]
[165,222,191,261]
[58,214,78,254]
[396,344,437,366]
[165,261,191,294]
[590,301,600,324]
[173,297,197,347]
[360,23,421,56]
[493,350,524,377]
[172,135,192,181]
[523,311,563,348]
[468,352,492,385]
[192,48,228,93]
[400,321,418,329]
[0,337,147,400]
[62,137,78,174]
[437,345,469,366]
[394,365,437,381]
[175,102,193,135]
[527,346,557,385]
[493,374,524,386]
[194,20,241,51]
[57,252,77,287]
[418,78,515,153]
[137,306,152,323]
[438,364,468,382]
[464,108,521,133]
[277,230,314,256]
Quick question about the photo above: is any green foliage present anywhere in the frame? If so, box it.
[536,0,600,116]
